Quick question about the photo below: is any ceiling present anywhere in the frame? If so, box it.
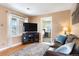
[0,3,74,16]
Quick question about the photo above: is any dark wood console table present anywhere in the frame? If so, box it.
[22,32,39,44]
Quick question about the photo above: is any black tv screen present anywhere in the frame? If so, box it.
[23,23,37,32]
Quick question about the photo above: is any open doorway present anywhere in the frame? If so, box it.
[41,16,52,43]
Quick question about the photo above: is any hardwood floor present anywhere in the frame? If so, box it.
[0,43,31,56]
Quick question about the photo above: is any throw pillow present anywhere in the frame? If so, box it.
[55,42,75,54]
[55,35,67,44]
[65,34,78,44]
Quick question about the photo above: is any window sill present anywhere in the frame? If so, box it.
[11,33,23,38]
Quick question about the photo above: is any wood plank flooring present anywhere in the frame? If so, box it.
[0,43,31,56]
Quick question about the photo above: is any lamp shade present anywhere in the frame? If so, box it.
[63,27,68,31]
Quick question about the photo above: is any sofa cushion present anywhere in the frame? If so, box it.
[54,41,63,48]
[44,50,68,56]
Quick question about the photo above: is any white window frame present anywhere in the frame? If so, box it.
[8,14,25,37]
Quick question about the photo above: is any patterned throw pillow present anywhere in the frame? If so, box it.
[65,34,78,44]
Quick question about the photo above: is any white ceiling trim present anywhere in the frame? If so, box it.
[0,3,74,16]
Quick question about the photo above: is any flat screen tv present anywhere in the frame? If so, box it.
[23,23,37,32]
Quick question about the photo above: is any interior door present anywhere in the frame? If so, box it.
[41,16,52,43]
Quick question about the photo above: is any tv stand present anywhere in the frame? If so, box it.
[22,32,39,44]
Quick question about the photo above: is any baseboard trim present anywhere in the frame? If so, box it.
[0,42,22,51]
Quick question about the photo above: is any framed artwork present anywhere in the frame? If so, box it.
[72,3,79,25]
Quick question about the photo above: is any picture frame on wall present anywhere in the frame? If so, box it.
[72,3,79,25]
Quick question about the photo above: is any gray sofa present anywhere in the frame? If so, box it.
[44,34,79,56]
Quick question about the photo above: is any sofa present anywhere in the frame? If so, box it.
[44,34,79,56]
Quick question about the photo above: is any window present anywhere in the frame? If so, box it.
[10,17,18,35]
[8,14,28,37]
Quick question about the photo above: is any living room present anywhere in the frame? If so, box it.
[0,3,79,56]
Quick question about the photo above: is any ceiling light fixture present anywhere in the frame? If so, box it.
[27,8,30,10]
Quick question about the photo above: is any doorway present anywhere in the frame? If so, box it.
[41,16,52,43]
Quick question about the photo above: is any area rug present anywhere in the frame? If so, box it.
[9,43,49,56]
